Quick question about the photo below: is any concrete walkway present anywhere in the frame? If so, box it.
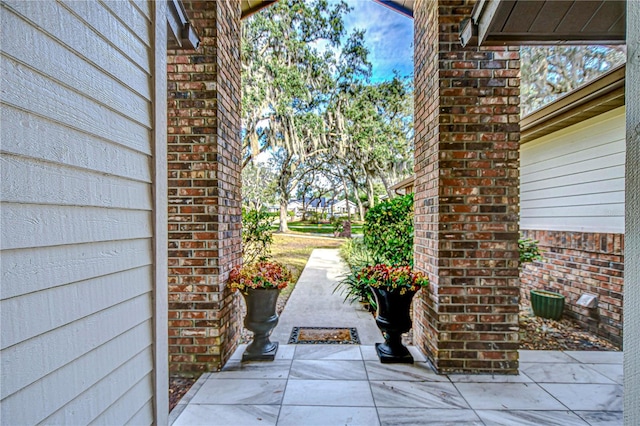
[170,249,624,426]
[270,249,382,345]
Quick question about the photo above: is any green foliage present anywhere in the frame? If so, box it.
[330,216,345,233]
[335,239,376,310]
[521,46,625,115]
[519,237,543,264]
[335,266,377,311]
[363,193,414,266]
[340,238,373,269]
[242,209,274,264]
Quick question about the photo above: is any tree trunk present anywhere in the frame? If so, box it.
[380,174,395,199]
[279,198,289,233]
[366,175,375,210]
[353,186,365,221]
[339,172,352,221]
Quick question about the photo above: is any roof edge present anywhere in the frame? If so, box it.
[521,63,626,143]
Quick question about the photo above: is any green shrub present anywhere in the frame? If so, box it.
[363,194,414,266]
[335,239,376,310]
[340,238,373,269]
[242,209,273,264]
[334,265,377,311]
[519,237,543,264]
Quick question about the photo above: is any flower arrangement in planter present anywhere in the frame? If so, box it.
[356,264,429,294]
[357,264,429,364]
[229,261,292,293]
[229,260,292,361]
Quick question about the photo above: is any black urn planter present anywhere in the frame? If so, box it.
[370,286,417,364]
[241,288,280,361]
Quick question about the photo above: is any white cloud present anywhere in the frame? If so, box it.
[339,0,414,81]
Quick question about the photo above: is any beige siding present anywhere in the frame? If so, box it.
[520,107,626,233]
[0,1,159,424]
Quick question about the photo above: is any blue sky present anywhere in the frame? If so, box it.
[336,0,414,82]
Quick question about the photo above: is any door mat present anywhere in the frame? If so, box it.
[288,327,360,344]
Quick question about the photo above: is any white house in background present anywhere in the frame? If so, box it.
[331,199,358,216]
[0,1,179,423]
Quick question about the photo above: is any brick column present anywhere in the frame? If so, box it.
[413,0,521,374]
[167,0,242,376]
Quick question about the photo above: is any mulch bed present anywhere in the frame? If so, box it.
[518,309,619,351]
[169,377,197,412]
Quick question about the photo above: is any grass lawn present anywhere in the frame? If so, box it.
[270,233,344,300]
[270,220,364,235]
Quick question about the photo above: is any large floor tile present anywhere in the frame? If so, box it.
[520,362,615,384]
[282,380,374,406]
[191,379,287,405]
[218,360,292,379]
[172,404,279,426]
[448,372,533,383]
[564,351,623,365]
[293,344,363,360]
[475,410,589,426]
[229,344,295,361]
[274,344,296,360]
[378,408,482,425]
[277,406,379,426]
[289,359,367,380]
[575,410,624,425]
[371,381,469,409]
[586,363,624,385]
[365,361,448,382]
[408,346,427,362]
[454,382,566,410]
[361,345,379,361]
[540,383,623,411]
[519,350,577,363]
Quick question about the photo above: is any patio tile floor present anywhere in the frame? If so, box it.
[170,345,623,426]
[170,250,622,425]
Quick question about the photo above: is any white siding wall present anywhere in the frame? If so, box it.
[0,1,160,424]
[520,107,626,233]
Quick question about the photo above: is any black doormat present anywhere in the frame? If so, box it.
[288,327,360,344]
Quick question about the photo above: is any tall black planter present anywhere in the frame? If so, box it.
[371,286,416,363]
[241,288,280,361]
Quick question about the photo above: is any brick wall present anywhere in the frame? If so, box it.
[413,0,521,374]
[520,230,624,347]
[167,0,242,376]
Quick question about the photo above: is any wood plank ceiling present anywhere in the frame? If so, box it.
[240,0,415,20]
[466,0,626,46]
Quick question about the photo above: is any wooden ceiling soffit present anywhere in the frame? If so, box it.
[372,0,415,18]
[167,0,200,49]
[241,0,279,20]
[461,0,626,47]
[520,64,626,144]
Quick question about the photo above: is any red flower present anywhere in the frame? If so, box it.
[356,264,429,295]
[229,261,292,293]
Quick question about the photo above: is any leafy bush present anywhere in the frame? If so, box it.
[340,238,373,269]
[242,209,273,264]
[363,193,414,266]
[336,239,376,310]
[519,237,543,264]
[335,266,378,311]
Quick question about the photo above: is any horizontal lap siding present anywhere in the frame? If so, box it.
[0,1,156,424]
[520,107,626,233]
